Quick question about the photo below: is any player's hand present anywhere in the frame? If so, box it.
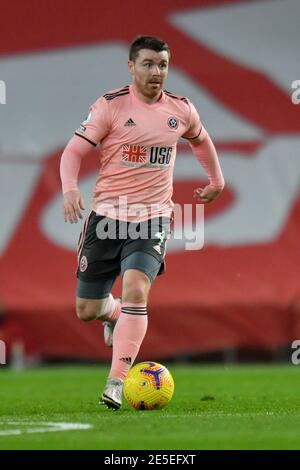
[193,184,223,204]
[63,190,85,224]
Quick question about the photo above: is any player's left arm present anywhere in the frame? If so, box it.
[189,128,225,204]
[182,102,225,204]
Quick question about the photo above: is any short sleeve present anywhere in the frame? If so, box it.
[182,100,203,140]
[75,97,110,146]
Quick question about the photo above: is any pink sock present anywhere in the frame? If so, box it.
[100,294,121,324]
[108,302,148,381]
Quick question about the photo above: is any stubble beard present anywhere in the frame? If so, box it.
[144,80,163,99]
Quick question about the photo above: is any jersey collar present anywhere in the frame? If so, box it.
[129,85,166,109]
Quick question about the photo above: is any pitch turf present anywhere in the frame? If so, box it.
[0,364,299,450]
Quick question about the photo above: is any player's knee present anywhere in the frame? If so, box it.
[122,282,148,304]
[122,270,151,303]
[76,300,98,322]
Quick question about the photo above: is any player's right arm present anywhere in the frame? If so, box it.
[60,97,110,223]
[60,135,93,224]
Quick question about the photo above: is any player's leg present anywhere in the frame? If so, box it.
[76,212,122,344]
[100,252,161,409]
[76,278,121,346]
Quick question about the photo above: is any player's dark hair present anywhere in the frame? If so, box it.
[129,36,170,61]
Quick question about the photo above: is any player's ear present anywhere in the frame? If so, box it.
[128,60,134,75]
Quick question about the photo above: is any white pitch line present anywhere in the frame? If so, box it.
[0,422,92,437]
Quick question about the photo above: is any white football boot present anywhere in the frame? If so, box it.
[100,378,123,410]
[102,297,121,347]
[102,321,115,347]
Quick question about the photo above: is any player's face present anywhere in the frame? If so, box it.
[129,49,169,99]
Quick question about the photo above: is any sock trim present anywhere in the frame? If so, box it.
[121,306,147,315]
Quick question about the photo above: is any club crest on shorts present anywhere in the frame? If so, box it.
[167,116,178,129]
[80,256,88,272]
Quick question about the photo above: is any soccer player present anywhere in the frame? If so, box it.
[60,35,225,410]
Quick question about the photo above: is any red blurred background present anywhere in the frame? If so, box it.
[0,0,300,363]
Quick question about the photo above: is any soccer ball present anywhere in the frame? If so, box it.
[124,361,175,410]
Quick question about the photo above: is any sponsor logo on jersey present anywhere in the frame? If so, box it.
[122,144,147,165]
[149,146,172,166]
[121,145,173,168]
[168,116,178,129]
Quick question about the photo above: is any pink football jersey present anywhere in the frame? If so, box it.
[75,85,202,222]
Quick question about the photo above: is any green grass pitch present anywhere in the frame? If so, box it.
[0,364,299,450]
